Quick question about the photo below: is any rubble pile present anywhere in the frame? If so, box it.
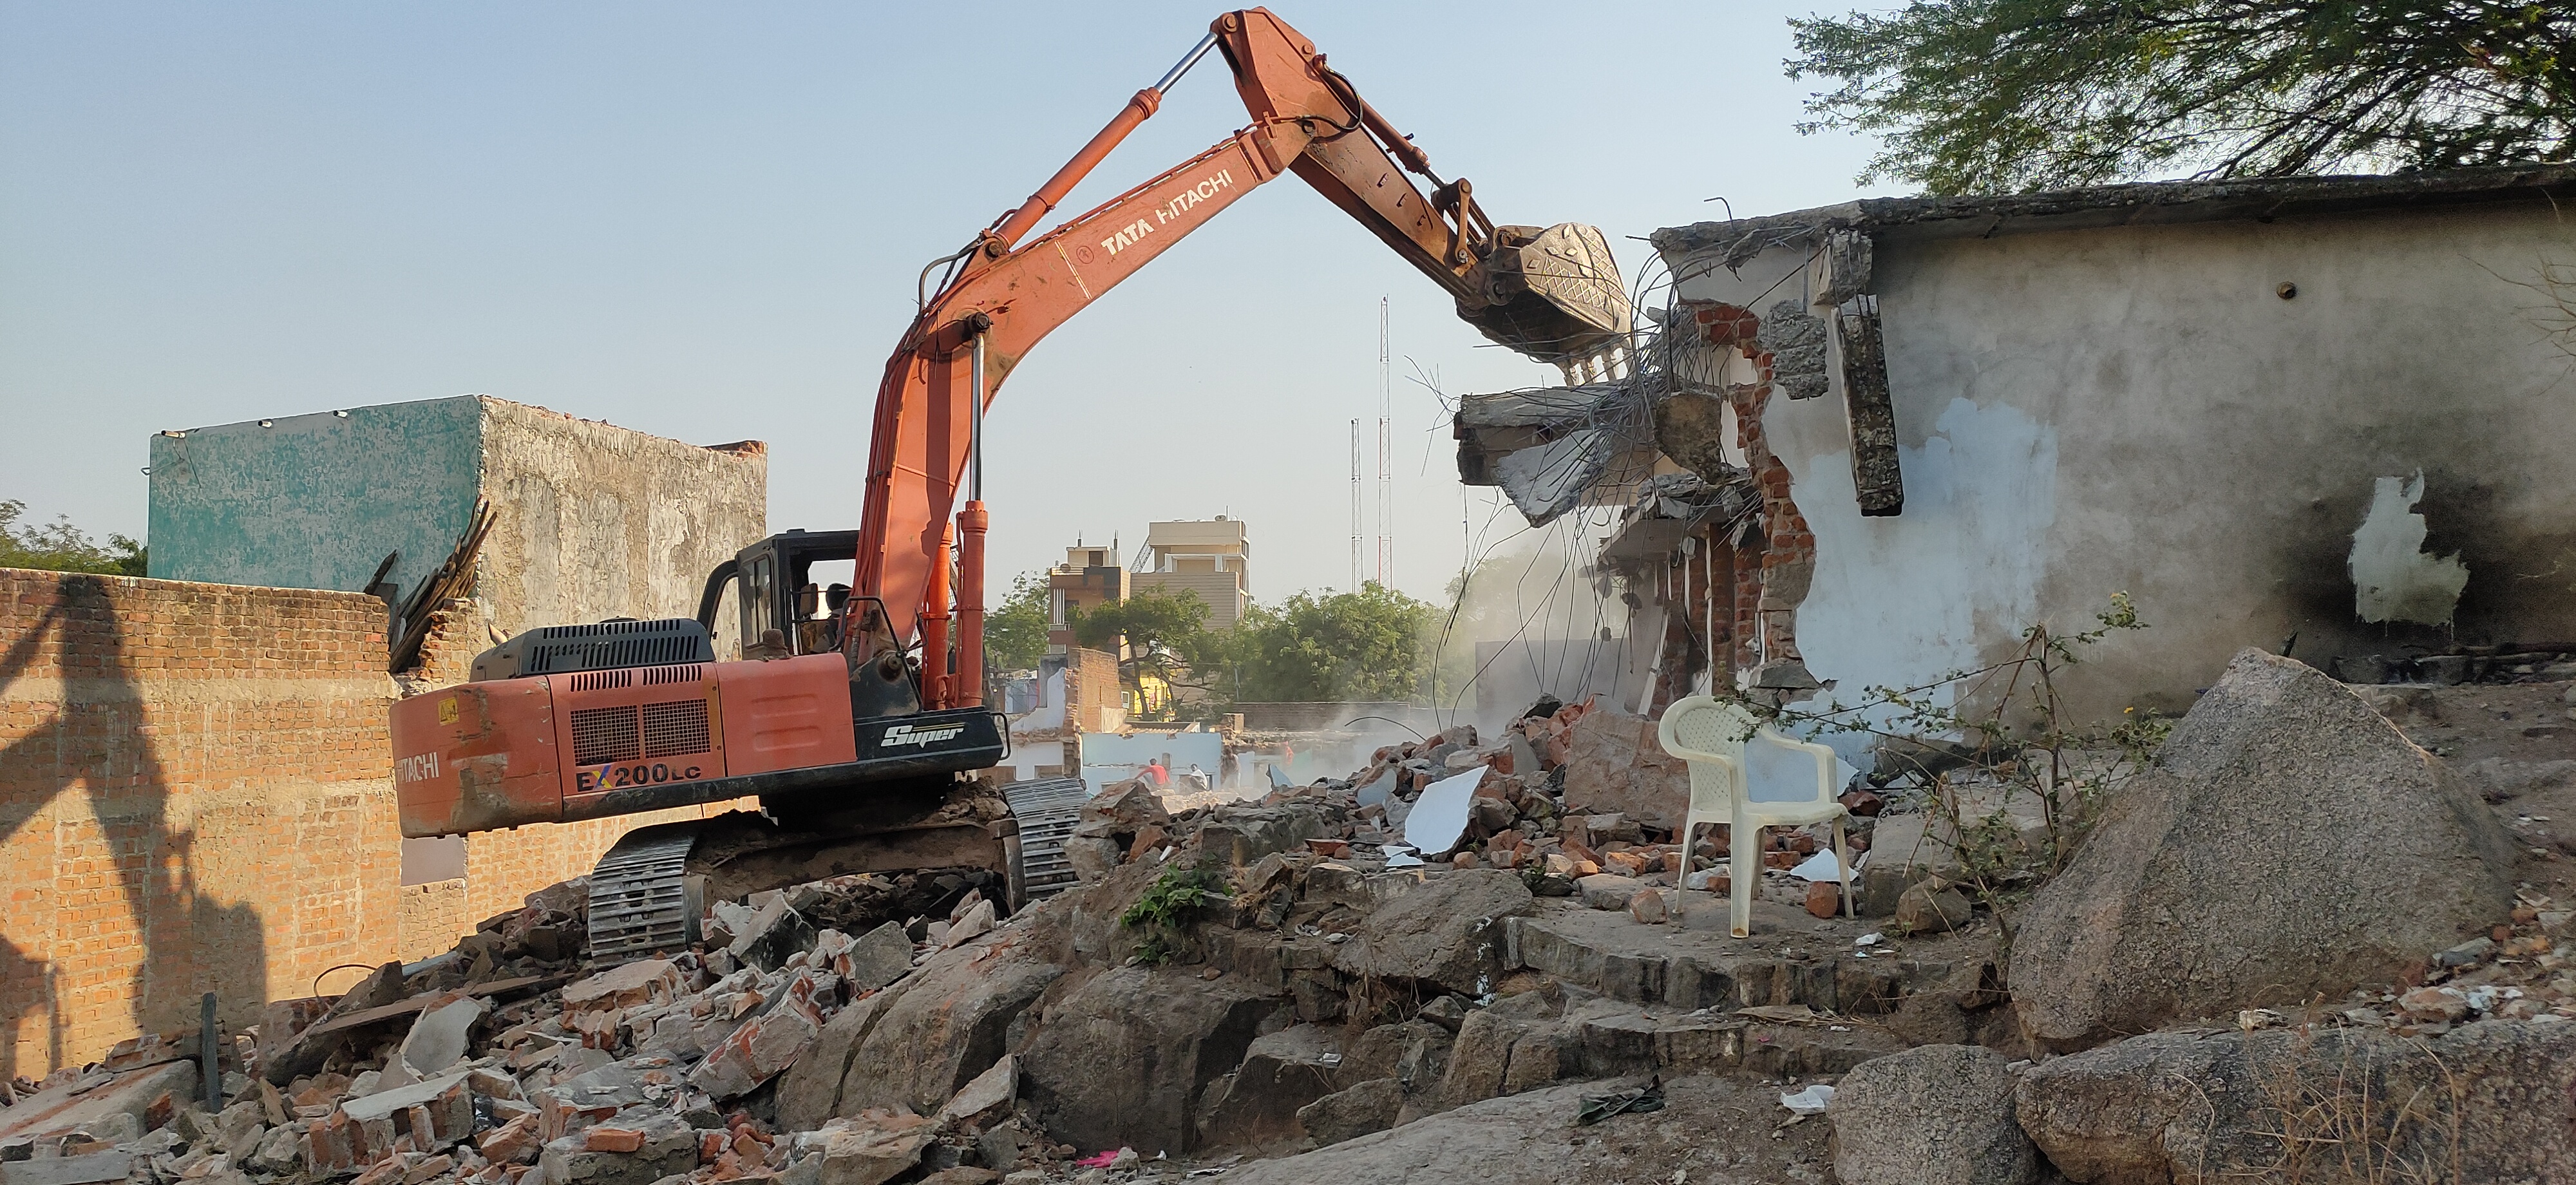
[9,651,2575,1184]
[1102,697,1881,927]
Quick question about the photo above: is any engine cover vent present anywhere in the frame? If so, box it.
[471,618,715,682]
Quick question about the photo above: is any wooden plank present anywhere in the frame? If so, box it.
[264,974,566,1085]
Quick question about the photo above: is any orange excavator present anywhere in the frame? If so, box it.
[388,8,1631,962]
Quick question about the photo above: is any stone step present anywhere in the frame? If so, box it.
[1502,904,1973,1014]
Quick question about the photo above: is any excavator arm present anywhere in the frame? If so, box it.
[850,8,1628,710]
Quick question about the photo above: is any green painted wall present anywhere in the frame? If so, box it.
[147,396,483,601]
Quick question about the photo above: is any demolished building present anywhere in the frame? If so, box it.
[147,395,768,666]
[1461,163,2576,727]
[3,399,770,1078]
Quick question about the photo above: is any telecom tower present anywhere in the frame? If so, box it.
[1376,297,1392,589]
[1349,419,1362,592]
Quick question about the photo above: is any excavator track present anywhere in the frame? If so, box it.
[1003,777,1092,901]
[583,790,1080,964]
[585,826,701,965]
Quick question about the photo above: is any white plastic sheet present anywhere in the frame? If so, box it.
[1779,1083,1835,1115]
[1787,849,1845,882]
[1401,767,1484,858]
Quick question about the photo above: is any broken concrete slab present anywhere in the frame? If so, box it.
[1501,905,1952,1016]
[535,1113,696,1185]
[1076,779,1170,837]
[774,991,898,1133]
[561,960,684,1014]
[393,994,487,1079]
[2011,650,2519,1051]
[842,921,914,992]
[726,896,819,973]
[942,898,996,948]
[689,990,824,1101]
[1222,1076,1831,1185]
[0,1152,132,1185]
[265,972,561,1086]
[936,1054,1016,1126]
[0,1059,195,1146]
[1193,806,1328,867]
[812,1111,933,1185]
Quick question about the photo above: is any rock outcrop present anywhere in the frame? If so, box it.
[2010,649,2517,1050]
[1828,1045,2034,1185]
[1018,965,1287,1155]
[1331,868,1534,997]
[2015,1019,2576,1183]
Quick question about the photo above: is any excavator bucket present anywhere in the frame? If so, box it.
[1461,223,1633,366]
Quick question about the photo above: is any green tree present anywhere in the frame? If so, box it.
[985,569,1052,672]
[1233,582,1436,703]
[1073,589,1222,675]
[1,500,146,576]
[1788,1,2575,194]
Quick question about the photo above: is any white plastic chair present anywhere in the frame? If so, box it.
[1657,696,1850,938]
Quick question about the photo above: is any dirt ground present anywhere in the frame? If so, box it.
[2369,678,2576,897]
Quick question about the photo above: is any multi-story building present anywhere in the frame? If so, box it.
[1046,541,1130,656]
[1131,517,1251,632]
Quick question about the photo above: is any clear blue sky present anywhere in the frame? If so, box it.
[0,1,1900,605]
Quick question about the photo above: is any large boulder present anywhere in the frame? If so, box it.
[1558,708,1690,830]
[2010,649,2516,1050]
[1828,1045,2034,1185]
[1019,965,1288,1156]
[1332,869,1535,997]
[811,928,1063,1119]
[2015,1019,2576,1184]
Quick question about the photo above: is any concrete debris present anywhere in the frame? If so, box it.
[14,658,2576,1185]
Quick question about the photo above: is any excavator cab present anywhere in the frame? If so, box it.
[696,529,863,659]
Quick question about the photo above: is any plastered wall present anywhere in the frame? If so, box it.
[1663,198,2576,726]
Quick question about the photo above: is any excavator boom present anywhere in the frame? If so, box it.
[389,9,1630,963]
[854,8,1630,697]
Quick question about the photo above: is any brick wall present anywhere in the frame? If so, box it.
[1063,647,1124,735]
[0,569,759,1078]
[0,569,403,1079]
[1685,299,1817,672]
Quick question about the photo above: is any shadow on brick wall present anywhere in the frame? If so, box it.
[0,573,269,1079]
